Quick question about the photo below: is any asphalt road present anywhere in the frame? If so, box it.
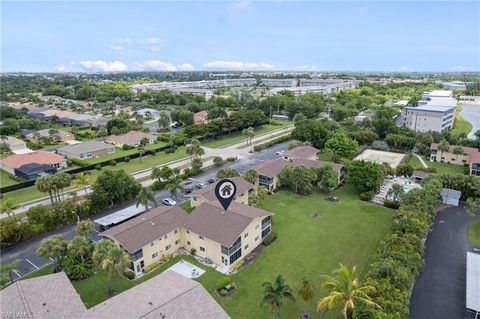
[409,205,480,319]
[0,141,290,281]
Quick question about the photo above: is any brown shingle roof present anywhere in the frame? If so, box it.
[284,145,319,159]
[254,158,343,178]
[102,206,188,253]
[0,272,86,319]
[184,202,271,246]
[0,151,65,169]
[189,177,254,202]
[84,270,229,319]
[107,131,155,144]
[57,141,113,155]
[26,129,71,139]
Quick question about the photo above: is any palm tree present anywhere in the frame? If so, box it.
[168,132,176,151]
[317,264,380,319]
[261,275,296,318]
[68,236,92,263]
[36,176,54,204]
[453,146,464,163]
[138,147,145,163]
[135,187,157,211]
[243,169,259,185]
[76,220,95,238]
[151,166,162,183]
[73,172,90,196]
[243,126,255,149]
[298,278,316,314]
[165,176,184,200]
[0,199,18,219]
[36,235,68,272]
[438,140,450,160]
[94,242,130,296]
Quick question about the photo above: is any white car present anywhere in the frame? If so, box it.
[276,150,285,155]
[162,198,177,206]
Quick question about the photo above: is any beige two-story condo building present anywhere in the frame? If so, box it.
[189,177,254,207]
[57,141,115,160]
[430,143,480,176]
[101,202,272,277]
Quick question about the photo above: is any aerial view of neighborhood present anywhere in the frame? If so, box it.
[0,1,479,319]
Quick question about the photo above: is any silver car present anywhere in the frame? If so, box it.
[162,198,177,206]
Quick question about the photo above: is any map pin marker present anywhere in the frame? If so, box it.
[215,179,237,211]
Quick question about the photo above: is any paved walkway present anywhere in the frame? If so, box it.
[414,153,428,169]
[2,125,293,217]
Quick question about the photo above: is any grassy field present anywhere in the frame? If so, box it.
[201,121,292,148]
[451,106,473,136]
[468,220,480,246]
[408,156,466,175]
[24,185,393,318]
[0,170,19,187]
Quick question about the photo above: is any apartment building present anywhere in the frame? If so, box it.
[260,78,297,87]
[299,79,359,90]
[57,141,115,160]
[430,143,480,176]
[101,203,272,276]
[131,78,257,92]
[189,177,254,207]
[269,86,329,96]
[170,87,214,101]
[401,105,455,132]
[421,90,453,100]
[283,145,319,160]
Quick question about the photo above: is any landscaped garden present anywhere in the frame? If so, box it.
[468,220,480,246]
[408,155,466,175]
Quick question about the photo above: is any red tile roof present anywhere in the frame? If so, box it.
[430,143,480,164]
[0,151,65,169]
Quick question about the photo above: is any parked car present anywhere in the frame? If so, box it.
[195,182,208,189]
[208,177,218,184]
[184,187,194,194]
[162,198,177,206]
[183,178,194,186]
[276,150,285,155]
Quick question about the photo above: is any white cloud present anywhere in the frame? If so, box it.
[108,44,124,51]
[293,65,318,71]
[147,47,160,52]
[133,60,177,71]
[177,63,195,71]
[203,60,274,71]
[55,64,67,72]
[139,37,162,45]
[451,65,471,71]
[78,60,128,72]
[111,38,134,44]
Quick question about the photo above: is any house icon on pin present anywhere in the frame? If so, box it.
[221,184,233,196]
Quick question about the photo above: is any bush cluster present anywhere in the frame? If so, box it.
[262,232,278,246]
[253,134,291,152]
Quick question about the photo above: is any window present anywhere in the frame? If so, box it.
[199,235,204,240]
[200,247,205,252]
[165,244,171,251]
[152,252,159,259]
[244,233,248,238]
[150,240,157,247]
[187,241,191,245]
[229,248,242,264]
[244,244,249,250]
[175,239,180,245]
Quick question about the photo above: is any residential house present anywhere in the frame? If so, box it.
[57,141,115,160]
[194,111,209,124]
[1,136,27,152]
[0,272,86,319]
[0,151,67,175]
[133,108,161,120]
[283,145,319,160]
[430,143,480,176]
[189,177,254,207]
[101,202,272,276]
[25,128,74,143]
[106,131,156,148]
[15,163,57,181]
[254,157,345,191]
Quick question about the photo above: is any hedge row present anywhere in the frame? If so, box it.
[253,134,291,152]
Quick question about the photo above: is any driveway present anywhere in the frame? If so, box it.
[409,205,480,319]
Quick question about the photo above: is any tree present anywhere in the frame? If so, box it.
[438,139,450,155]
[316,165,338,191]
[73,172,90,196]
[243,169,259,185]
[298,278,316,314]
[213,156,224,167]
[217,168,240,179]
[0,199,18,219]
[395,163,414,177]
[158,111,170,129]
[93,241,130,296]
[317,264,379,319]
[0,260,20,286]
[325,130,359,161]
[68,236,93,263]
[261,275,296,319]
[466,198,480,216]
[249,187,269,206]
[135,187,157,211]
[186,138,204,162]
[76,220,95,238]
[165,176,184,200]
[36,235,68,272]
[168,132,176,151]
[347,160,384,193]
[138,147,145,163]
[453,146,464,162]
[293,112,306,122]
[243,126,255,150]
[279,166,316,195]
[36,176,55,204]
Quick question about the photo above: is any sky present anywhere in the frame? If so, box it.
[1,1,479,72]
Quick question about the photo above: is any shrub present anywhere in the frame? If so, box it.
[122,144,133,150]
[165,148,175,154]
[151,181,166,190]
[226,157,236,162]
[72,158,88,167]
[359,191,374,201]
[262,232,278,246]
[143,257,165,273]
[190,248,197,255]
[124,156,130,162]
[253,134,291,152]
[384,200,400,209]
[95,164,102,170]
[230,259,245,273]
[109,160,116,166]
[213,156,224,167]
[216,276,232,290]
[123,269,135,280]
[220,289,228,296]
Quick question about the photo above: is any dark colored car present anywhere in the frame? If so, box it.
[184,187,194,194]
[208,177,218,184]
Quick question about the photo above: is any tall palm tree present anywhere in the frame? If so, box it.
[96,243,130,296]
[138,147,145,163]
[243,126,255,149]
[0,199,18,219]
[76,220,95,238]
[166,176,184,200]
[135,187,157,211]
[453,146,464,163]
[438,139,450,159]
[261,275,296,318]
[168,132,176,151]
[36,176,54,204]
[73,172,90,196]
[317,264,380,319]
[68,236,92,263]
[298,278,316,314]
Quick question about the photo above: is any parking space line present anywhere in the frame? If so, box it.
[49,257,54,262]
[25,258,39,270]
[12,269,21,278]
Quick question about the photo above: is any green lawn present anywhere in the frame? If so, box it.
[468,220,480,246]
[201,121,292,148]
[408,156,466,175]
[24,185,392,318]
[0,170,19,187]
[451,106,473,136]
[178,200,193,213]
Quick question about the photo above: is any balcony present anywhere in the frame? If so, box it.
[262,216,272,230]
[129,249,143,261]
[221,237,242,256]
